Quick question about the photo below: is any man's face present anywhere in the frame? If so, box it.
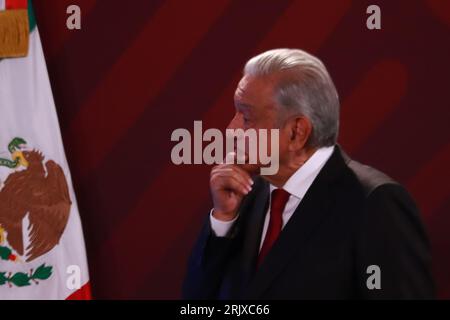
[230,74,278,131]
[228,74,290,173]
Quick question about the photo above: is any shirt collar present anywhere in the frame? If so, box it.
[270,145,335,200]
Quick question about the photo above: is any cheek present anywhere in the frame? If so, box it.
[275,129,291,157]
[258,128,286,157]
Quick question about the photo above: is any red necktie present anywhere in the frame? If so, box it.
[257,188,291,267]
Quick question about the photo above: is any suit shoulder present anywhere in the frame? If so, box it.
[345,159,399,197]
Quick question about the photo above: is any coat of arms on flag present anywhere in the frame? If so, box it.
[0,0,91,299]
[0,137,70,287]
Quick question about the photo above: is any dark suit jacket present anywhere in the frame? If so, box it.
[182,146,434,299]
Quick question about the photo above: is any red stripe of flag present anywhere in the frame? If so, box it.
[6,0,27,9]
[66,282,93,300]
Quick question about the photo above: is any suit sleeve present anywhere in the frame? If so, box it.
[182,213,240,299]
[355,183,435,299]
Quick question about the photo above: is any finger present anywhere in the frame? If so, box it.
[211,171,251,193]
[212,163,253,182]
[211,172,251,195]
[224,151,248,165]
[223,151,260,176]
[211,166,253,188]
[226,165,253,185]
[224,151,236,164]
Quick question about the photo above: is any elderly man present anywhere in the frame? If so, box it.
[182,49,434,299]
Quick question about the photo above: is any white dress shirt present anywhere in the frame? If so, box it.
[210,146,335,251]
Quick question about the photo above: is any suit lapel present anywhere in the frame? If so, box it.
[238,179,270,285]
[243,146,348,299]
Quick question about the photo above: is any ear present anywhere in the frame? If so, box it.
[287,116,312,151]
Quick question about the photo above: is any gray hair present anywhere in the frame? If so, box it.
[244,48,340,148]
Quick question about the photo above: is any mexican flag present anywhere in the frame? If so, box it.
[0,0,91,299]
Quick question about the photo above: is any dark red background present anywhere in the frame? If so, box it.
[32,0,450,299]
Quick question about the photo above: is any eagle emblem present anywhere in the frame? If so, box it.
[0,137,71,287]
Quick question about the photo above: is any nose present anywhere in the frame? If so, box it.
[227,113,243,130]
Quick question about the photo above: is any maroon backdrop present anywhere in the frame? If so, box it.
[32,0,450,299]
